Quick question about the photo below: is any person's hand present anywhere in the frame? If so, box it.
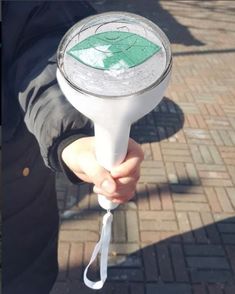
[61,137,144,204]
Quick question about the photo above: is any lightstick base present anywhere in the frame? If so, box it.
[98,194,119,210]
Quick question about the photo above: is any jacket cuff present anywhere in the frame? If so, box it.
[49,131,93,184]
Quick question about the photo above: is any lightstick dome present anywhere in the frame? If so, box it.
[57,12,172,97]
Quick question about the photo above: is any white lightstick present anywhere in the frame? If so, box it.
[57,12,172,289]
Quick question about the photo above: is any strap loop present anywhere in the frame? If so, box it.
[83,211,113,290]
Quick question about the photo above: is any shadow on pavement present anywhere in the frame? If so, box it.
[130,97,184,144]
[89,0,205,46]
[52,215,235,294]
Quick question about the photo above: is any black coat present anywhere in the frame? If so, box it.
[2,2,95,293]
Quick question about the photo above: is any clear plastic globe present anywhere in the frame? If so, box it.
[57,12,171,97]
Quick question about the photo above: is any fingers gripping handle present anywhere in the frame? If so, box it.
[94,123,130,210]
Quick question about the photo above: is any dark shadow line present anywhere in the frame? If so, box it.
[52,215,235,293]
[173,48,235,57]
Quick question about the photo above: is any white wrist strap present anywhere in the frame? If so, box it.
[83,210,113,290]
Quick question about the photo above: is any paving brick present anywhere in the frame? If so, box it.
[174,202,210,212]
[150,142,162,161]
[226,245,235,273]
[165,162,178,184]
[187,256,230,269]
[170,244,189,282]
[227,166,235,184]
[88,191,99,209]
[68,243,83,280]
[176,212,194,243]
[199,171,230,179]
[188,212,208,243]
[228,130,235,144]
[199,145,214,163]
[142,244,158,281]
[226,187,235,208]
[106,283,129,294]
[146,284,192,294]
[108,253,141,268]
[141,167,166,177]
[50,282,70,294]
[186,114,199,128]
[196,164,226,172]
[136,183,149,210]
[59,230,99,242]
[171,184,204,194]
[126,210,139,242]
[162,148,191,156]
[163,155,193,163]
[78,184,90,210]
[161,142,189,150]
[60,219,99,231]
[140,174,167,183]
[172,192,206,203]
[208,145,224,164]
[65,185,79,208]
[140,219,177,231]
[215,187,234,212]
[185,163,200,185]
[190,269,233,283]
[113,210,126,243]
[147,184,162,210]
[219,130,233,146]
[210,130,224,145]
[225,286,235,294]
[184,129,211,141]
[221,233,235,245]
[139,211,175,221]
[108,268,144,281]
[213,214,235,223]
[156,244,174,282]
[192,285,207,294]
[109,243,139,255]
[204,187,222,212]
[83,242,97,266]
[196,114,207,129]
[142,143,153,160]
[184,244,225,256]
[140,231,178,244]
[130,283,145,294]
[208,285,224,294]
[159,184,174,210]
[206,117,232,130]
[57,242,70,281]
[175,162,190,184]
[201,212,221,244]
[218,223,235,233]
[141,160,165,168]
[201,178,233,187]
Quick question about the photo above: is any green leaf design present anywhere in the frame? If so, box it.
[67,31,161,70]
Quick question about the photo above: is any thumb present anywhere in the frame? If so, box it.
[76,153,116,193]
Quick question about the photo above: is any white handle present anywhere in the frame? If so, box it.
[94,123,130,210]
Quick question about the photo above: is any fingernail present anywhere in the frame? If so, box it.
[101,180,115,193]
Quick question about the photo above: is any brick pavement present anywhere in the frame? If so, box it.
[51,1,235,293]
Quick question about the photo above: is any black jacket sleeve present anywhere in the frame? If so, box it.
[6,1,96,182]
